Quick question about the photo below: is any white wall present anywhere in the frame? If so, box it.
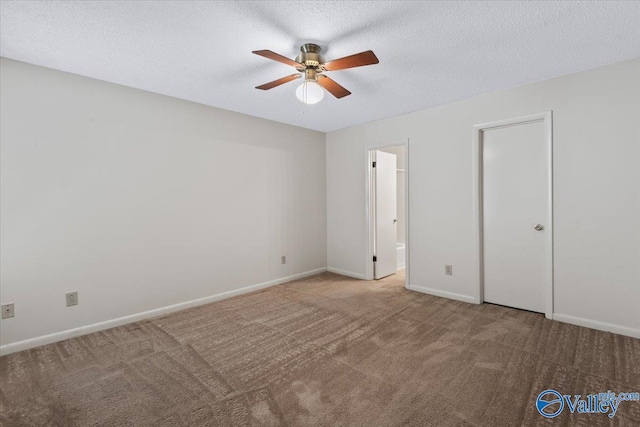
[327,58,640,338]
[0,58,327,351]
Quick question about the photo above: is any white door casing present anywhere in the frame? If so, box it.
[472,112,553,318]
[374,150,397,279]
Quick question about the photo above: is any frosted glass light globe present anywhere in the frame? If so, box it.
[295,80,325,104]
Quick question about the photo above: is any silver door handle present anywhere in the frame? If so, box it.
[393,219,398,224]
[534,224,544,231]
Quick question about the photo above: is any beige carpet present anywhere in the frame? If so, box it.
[1,271,639,426]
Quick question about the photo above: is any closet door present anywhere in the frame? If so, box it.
[482,120,548,313]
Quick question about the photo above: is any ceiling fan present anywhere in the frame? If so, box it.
[253,43,379,104]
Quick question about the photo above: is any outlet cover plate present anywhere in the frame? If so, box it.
[1,303,15,319]
[66,291,78,307]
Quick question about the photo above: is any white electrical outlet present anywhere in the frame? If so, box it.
[1,303,14,319]
[445,265,453,276]
[66,291,78,307]
[281,256,286,265]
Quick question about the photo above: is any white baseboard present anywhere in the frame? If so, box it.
[404,286,639,339]
[552,313,640,339]
[327,267,366,280]
[0,267,327,356]
[406,284,477,304]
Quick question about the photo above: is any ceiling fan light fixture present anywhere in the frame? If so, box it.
[295,79,324,104]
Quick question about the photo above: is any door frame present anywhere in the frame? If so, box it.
[365,139,410,285]
[472,112,553,319]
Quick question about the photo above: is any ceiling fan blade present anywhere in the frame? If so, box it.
[255,74,301,90]
[317,76,351,99]
[323,50,379,71]
[252,50,302,68]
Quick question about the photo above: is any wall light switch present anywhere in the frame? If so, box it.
[445,265,453,276]
[1,303,14,319]
[281,256,286,265]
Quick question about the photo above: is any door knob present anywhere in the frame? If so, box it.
[393,219,398,224]
[534,224,544,231]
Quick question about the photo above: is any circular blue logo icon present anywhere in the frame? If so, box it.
[536,389,564,418]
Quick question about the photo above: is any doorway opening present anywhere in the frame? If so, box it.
[365,140,409,286]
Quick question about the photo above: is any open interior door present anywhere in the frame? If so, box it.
[374,150,397,279]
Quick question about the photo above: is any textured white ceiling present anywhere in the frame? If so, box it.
[1,1,640,132]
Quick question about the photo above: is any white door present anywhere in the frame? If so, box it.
[482,120,549,313]
[374,150,397,279]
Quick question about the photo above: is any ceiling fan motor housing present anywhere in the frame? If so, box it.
[295,43,325,71]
